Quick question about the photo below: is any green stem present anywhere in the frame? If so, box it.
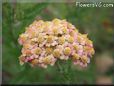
[56,61,71,84]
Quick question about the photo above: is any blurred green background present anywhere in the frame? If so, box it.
[2,2,114,84]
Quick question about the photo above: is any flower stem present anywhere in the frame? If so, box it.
[56,61,71,84]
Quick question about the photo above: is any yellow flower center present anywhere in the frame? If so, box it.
[72,53,79,60]
[68,36,74,43]
[44,21,50,27]
[31,31,36,37]
[86,40,93,45]
[82,34,88,38]
[37,35,44,43]
[64,47,71,55]
[31,59,39,65]
[23,44,30,49]
[77,36,81,43]
[47,36,53,43]
[53,49,61,57]
[43,56,51,64]
[81,56,88,63]
[62,27,67,34]
[53,28,58,35]
[69,31,74,36]
[91,48,95,55]
[46,47,53,54]
[58,36,65,44]
[53,18,61,25]
[74,29,78,33]
[84,46,94,55]
[35,47,41,55]
[19,34,28,41]
[73,45,79,51]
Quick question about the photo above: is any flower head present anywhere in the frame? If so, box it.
[18,18,95,68]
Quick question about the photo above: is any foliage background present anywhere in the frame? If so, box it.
[2,1,114,84]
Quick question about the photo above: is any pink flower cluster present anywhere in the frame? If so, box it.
[18,18,95,68]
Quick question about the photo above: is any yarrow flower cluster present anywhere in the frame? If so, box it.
[18,18,95,68]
